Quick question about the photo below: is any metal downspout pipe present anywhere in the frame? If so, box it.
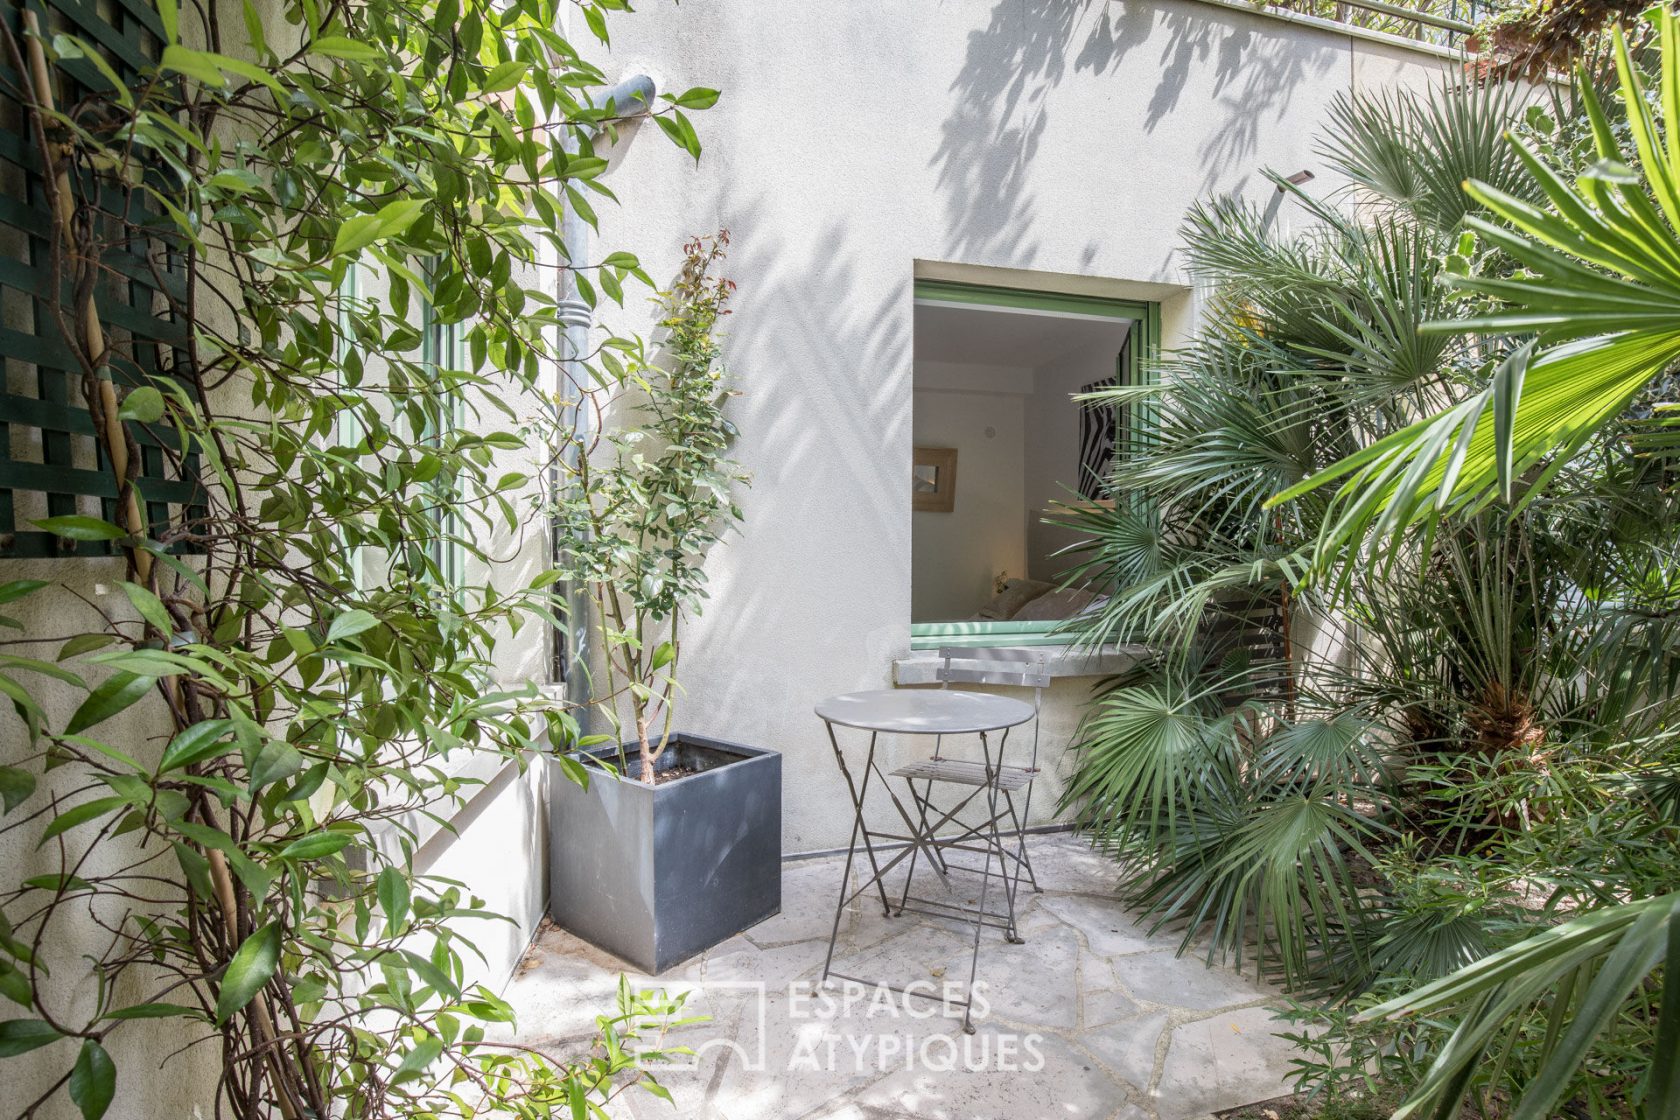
[552,74,657,718]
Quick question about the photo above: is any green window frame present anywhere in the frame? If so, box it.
[419,296,466,590]
[909,279,1159,651]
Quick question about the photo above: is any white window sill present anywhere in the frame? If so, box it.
[891,643,1152,685]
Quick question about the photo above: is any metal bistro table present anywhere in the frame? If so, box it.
[814,688,1036,1033]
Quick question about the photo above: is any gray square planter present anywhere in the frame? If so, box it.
[547,732,782,973]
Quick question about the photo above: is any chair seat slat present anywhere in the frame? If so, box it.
[891,758,1036,791]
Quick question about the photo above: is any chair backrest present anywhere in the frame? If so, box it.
[936,647,1052,693]
[933,648,1050,768]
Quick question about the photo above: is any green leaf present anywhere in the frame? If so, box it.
[0,766,34,814]
[653,109,702,161]
[278,831,354,860]
[120,582,172,635]
[332,200,426,258]
[91,648,203,680]
[215,923,280,1024]
[101,1002,200,1021]
[326,608,380,643]
[58,633,116,660]
[159,720,236,772]
[156,0,177,42]
[24,873,93,893]
[68,1040,115,1120]
[649,640,675,672]
[308,34,381,60]
[117,386,164,423]
[32,516,125,542]
[159,44,228,87]
[65,672,152,735]
[483,60,527,93]
[670,87,720,110]
[0,675,44,742]
[53,34,128,103]
[582,3,608,43]
[0,654,81,688]
[247,740,303,792]
[0,580,47,606]
[0,1018,59,1057]
[392,1032,443,1085]
[378,866,411,937]
[239,0,266,58]
[401,949,460,999]
[0,960,31,1006]
[331,213,382,257]
[40,797,127,842]
[373,197,427,240]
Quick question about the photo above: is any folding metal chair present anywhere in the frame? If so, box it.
[815,681,1037,1034]
[890,647,1049,947]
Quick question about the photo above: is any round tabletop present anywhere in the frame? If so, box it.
[814,689,1034,735]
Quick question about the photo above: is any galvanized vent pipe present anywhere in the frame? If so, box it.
[552,74,657,703]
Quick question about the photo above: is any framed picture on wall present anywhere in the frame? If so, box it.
[913,447,958,512]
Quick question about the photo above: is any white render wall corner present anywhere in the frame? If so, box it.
[579,0,1455,852]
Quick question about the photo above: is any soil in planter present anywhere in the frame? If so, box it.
[650,765,702,785]
[580,740,749,784]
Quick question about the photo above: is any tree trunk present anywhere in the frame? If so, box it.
[636,712,655,784]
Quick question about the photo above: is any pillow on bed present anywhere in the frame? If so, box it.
[975,578,1055,620]
[1011,587,1098,622]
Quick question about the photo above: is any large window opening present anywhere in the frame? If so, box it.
[910,281,1155,647]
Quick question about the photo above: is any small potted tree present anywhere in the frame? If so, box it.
[548,232,780,973]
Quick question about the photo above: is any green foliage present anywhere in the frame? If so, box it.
[0,0,714,1116]
[1297,13,1680,1119]
[553,231,746,782]
[1363,893,1680,1120]
[1276,8,1680,558]
[1061,70,1680,1117]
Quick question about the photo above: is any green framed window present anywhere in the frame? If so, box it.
[910,279,1158,651]
[330,264,463,592]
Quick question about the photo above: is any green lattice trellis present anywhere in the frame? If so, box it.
[0,0,202,559]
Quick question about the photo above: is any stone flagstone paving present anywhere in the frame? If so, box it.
[505,833,1296,1120]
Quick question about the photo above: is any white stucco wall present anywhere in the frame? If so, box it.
[582,0,1454,853]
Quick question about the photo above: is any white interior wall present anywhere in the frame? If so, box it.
[1025,330,1132,582]
[910,360,1031,621]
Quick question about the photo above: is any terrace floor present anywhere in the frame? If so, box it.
[507,833,1295,1120]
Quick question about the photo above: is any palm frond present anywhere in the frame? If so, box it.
[1318,80,1536,233]
[1363,892,1680,1120]
[1275,13,1680,551]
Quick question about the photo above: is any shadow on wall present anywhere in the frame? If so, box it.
[934,0,1340,263]
[669,207,909,755]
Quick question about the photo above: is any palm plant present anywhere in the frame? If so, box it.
[1302,17,1680,1112]
[1276,11,1680,554]
[1363,890,1680,1120]
[1058,135,1492,992]
[1063,68,1680,1114]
